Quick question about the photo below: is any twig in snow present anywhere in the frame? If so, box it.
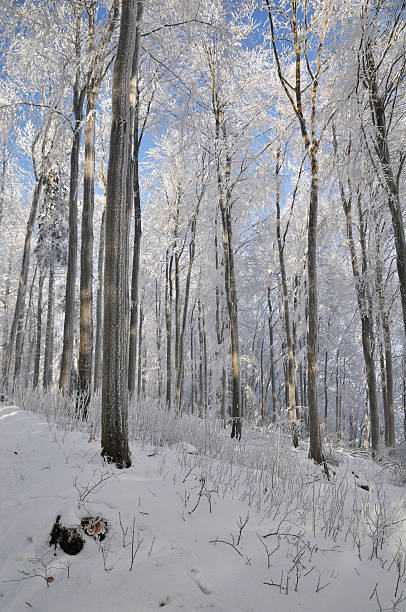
[316,574,330,592]
[369,582,383,612]
[209,537,244,557]
[148,537,156,557]
[130,517,144,571]
[236,514,249,546]
[119,512,130,548]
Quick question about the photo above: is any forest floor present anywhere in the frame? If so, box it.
[1,404,406,612]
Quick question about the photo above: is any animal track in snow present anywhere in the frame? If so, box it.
[190,568,212,594]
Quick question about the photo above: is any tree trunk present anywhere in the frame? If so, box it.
[363,45,406,342]
[176,210,198,413]
[202,301,208,415]
[33,270,44,389]
[174,236,180,411]
[377,332,388,443]
[43,262,55,389]
[323,346,328,429]
[79,0,115,402]
[14,266,37,381]
[375,223,395,446]
[137,302,143,401]
[267,291,277,423]
[19,267,37,382]
[155,279,162,402]
[307,147,323,463]
[333,129,380,454]
[198,298,204,418]
[403,355,406,441]
[382,315,395,446]
[209,58,241,439]
[165,249,173,410]
[3,176,44,390]
[78,89,96,402]
[344,200,379,452]
[101,0,137,469]
[93,205,106,392]
[25,307,36,386]
[59,11,86,396]
[128,159,142,395]
[128,1,143,395]
[1,256,12,391]
[222,206,241,439]
[275,145,297,426]
[335,350,340,438]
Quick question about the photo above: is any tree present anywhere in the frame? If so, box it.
[34,165,68,389]
[59,5,86,395]
[332,128,380,453]
[267,0,331,464]
[101,0,139,468]
[78,0,119,405]
[357,0,406,342]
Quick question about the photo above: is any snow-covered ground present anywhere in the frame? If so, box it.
[1,403,406,611]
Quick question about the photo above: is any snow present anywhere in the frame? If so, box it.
[1,404,406,611]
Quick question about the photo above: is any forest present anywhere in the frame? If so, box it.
[1,0,405,462]
[1,1,406,610]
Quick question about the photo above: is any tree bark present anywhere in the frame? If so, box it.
[165,249,173,410]
[43,262,55,389]
[33,270,44,389]
[101,0,136,469]
[307,147,324,462]
[375,224,395,446]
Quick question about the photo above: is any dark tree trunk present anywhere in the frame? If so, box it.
[165,250,173,410]
[101,0,137,469]
[267,291,277,423]
[33,270,44,389]
[375,225,395,446]
[43,262,55,389]
[307,148,323,463]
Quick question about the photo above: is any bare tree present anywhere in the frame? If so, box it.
[78,0,119,406]
[267,0,330,463]
[59,7,86,395]
[101,0,139,468]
